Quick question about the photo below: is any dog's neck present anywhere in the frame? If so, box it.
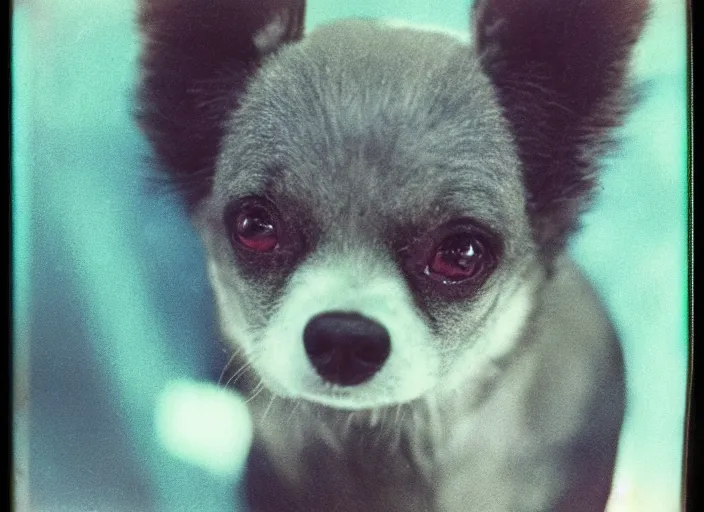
[244,389,440,495]
[240,347,532,486]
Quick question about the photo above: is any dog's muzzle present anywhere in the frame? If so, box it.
[303,311,390,386]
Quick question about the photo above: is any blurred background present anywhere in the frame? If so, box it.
[12,0,689,511]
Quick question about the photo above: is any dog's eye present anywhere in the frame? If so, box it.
[425,233,492,284]
[232,204,279,252]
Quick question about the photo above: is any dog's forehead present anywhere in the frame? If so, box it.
[213,19,524,232]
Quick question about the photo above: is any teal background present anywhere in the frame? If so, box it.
[12,0,689,511]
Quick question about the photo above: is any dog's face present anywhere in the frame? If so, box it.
[137,0,648,410]
[199,22,537,408]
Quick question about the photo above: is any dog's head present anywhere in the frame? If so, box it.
[137,0,647,410]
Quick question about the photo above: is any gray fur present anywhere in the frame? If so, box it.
[136,1,648,510]
[190,22,621,512]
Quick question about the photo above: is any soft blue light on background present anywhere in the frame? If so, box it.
[12,1,688,511]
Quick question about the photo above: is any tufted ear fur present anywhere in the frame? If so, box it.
[136,0,305,209]
[473,0,649,255]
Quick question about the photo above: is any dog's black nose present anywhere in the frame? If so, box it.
[303,312,390,386]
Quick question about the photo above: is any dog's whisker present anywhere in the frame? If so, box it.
[223,360,253,389]
[393,403,403,430]
[343,412,353,436]
[217,350,241,387]
[261,393,278,422]
[244,380,266,405]
[395,406,407,447]
[285,398,303,423]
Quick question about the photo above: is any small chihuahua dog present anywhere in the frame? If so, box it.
[136,0,648,510]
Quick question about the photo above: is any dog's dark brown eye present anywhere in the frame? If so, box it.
[233,204,279,252]
[426,233,490,283]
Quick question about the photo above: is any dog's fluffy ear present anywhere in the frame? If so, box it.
[473,0,649,254]
[136,0,305,209]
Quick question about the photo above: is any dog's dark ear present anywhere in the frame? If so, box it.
[473,0,649,253]
[136,0,305,209]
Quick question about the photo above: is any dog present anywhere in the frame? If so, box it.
[136,0,649,510]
